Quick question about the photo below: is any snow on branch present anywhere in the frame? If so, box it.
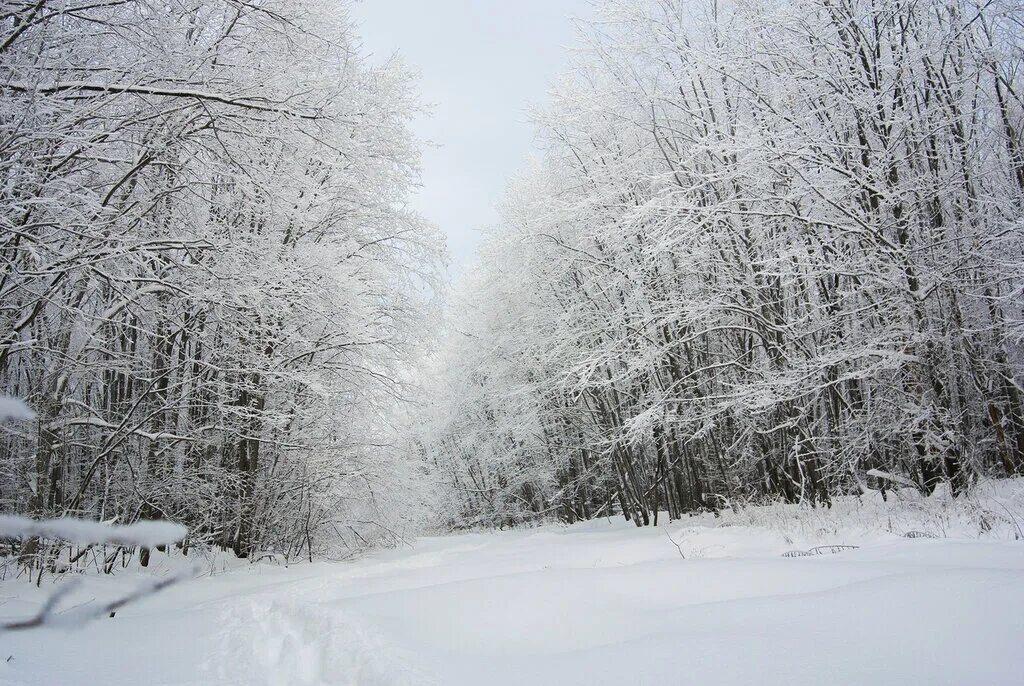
[0,397,34,422]
[866,469,920,490]
[4,82,323,119]
[0,515,187,548]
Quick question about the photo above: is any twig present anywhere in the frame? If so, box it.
[0,568,196,632]
[664,529,686,559]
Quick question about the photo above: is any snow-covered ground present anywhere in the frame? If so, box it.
[3,494,1024,685]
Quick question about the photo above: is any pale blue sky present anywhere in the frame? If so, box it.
[351,0,592,275]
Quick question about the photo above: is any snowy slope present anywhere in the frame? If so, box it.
[2,514,1023,685]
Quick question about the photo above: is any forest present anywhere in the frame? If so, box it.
[0,0,1022,572]
[420,0,1024,529]
[2,1,1024,684]
[0,0,443,565]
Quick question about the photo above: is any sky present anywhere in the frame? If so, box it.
[350,0,593,276]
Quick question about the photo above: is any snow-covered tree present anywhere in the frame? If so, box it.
[0,0,443,565]
[423,0,1024,526]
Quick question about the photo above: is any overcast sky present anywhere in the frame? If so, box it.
[351,0,592,276]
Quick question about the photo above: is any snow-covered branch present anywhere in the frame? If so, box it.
[0,515,187,549]
[0,568,195,632]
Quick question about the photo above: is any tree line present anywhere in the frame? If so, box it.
[422,0,1024,528]
[0,0,441,566]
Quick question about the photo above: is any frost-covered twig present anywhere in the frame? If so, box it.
[664,528,686,559]
[0,567,195,632]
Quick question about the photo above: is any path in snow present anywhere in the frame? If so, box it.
[2,517,1023,685]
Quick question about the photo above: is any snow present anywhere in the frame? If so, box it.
[0,397,33,422]
[2,503,1023,685]
[0,516,187,548]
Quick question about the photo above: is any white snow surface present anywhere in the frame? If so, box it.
[2,507,1023,685]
